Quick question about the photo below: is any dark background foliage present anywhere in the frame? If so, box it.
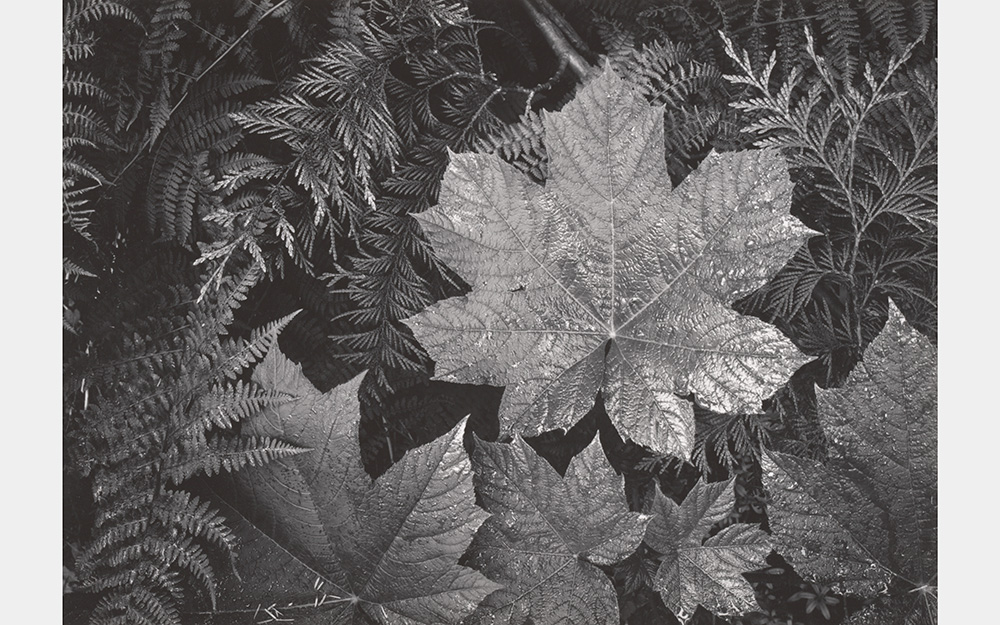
[62,1,936,623]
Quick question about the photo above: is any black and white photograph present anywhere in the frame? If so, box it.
[58,1,944,624]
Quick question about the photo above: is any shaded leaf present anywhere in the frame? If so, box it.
[645,479,770,618]
[763,304,936,623]
[404,65,811,457]
[465,436,650,625]
[217,348,498,624]
[207,497,354,625]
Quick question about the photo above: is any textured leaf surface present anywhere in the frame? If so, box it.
[644,479,770,617]
[404,65,811,456]
[763,305,936,620]
[465,436,650,625]
[208,497,353,625]
[221,348,498,624]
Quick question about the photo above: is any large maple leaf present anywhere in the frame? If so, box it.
[762,304,936,624]
[464,436,651,625]
[644,479,770,619]
[403,65,811,456]
[209,348,499,624]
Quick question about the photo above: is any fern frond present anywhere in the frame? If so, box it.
[146,152,210,242]
[65,68,114,103]
[181,73,273,112]
[84,515,150,560]
[621,39,727,110]
[332,5,509,395]
[816,0,862,82]
[479,110,547,183]
[739,237,844,320]
[692,411,769,475]
[64,190,98,240]
[66,0,141,27]
[207,264,263,329]
[64,102,118,148]
[861,0,909,56]
[90,587,180,625]
[633,451,686,477]
[69,251,304,622]
[214,310,300,379]
[661,104,725,182]
[164,434,308,482]
[150,491,235,551]
[907,0,936,43]
[138,536,217,606]
[193,380,292,432]
[84,560,183,598]
[723,28,935,379]
[142,0,192,60]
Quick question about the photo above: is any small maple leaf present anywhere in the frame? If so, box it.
[465,436,651,625]
[403,65,812,456]
[211,348,499,625]
[763,304,936,624]
[644,478,771,617]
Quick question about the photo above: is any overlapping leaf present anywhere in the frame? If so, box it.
[644,479,770,618]
[763,305,936,623]
[404,65,811,457]
[214,348,498,624]
[465,436,650,625]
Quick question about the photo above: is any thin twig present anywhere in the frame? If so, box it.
[530,0,593,64]
[516,0,590,80]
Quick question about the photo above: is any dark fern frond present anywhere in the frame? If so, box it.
[619,38,727,110]
[692,409,771,475]
[480,109,548,183]
[739,236,845,321]
[632,451,688,479]
[224,33,400,253]
[615,37,734,183]
[816,0,862,82]
[861,0,909,56]
[660,104,727,184]
[140,536,216,605]
[141,1,192,66]
[130,5,282,250]
[63,0,141,63]
[65,102,119,148]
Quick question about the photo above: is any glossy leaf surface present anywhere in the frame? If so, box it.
[404,65,811,456]
[644,479,770,617]
[465,436,650,625]
[763,305,936,622]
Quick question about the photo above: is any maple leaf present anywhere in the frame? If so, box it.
[211,348,499,625]
[465,436,651,625]
[403,65,812,456]
[762,304,936,624]
[644,478,771,618]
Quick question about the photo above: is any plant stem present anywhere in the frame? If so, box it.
[516,0,590,80]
